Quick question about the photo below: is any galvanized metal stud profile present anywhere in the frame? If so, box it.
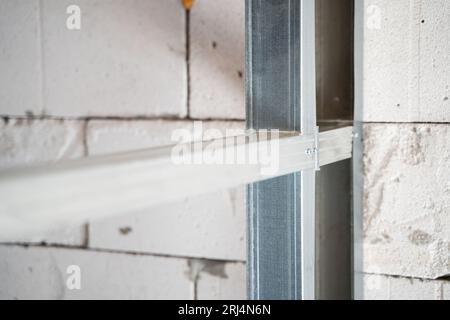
[246,0,317,300]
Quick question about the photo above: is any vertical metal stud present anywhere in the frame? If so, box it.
[299,0,317,300]
[246,0,317,300]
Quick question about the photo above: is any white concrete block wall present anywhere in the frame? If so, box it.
[363,124,450,280]
[0,0,247,300]
[2,0,448,300]
[196,261,246,300]
[0,246,246,300]
[419,1,450,119]
[0,118,86,245]
[0,119,84,170]
[0,0,187,118]
[190,0,245,119]
[86,120,246,261]
[363,0,450,122]
[0,1,41,116]
[363,274,450,300]
[42,0,187,118]
[361,0,450,299]
[88,188,246,261]
[0,245,193,300]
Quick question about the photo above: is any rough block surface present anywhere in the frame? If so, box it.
[363,123,450,280]
[0,119,86,245]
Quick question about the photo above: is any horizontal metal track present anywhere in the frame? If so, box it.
[0,126,353,236]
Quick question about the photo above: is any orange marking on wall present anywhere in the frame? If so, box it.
[182,0,195,10]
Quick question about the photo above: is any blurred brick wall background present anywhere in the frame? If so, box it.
[0,0,246,299]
